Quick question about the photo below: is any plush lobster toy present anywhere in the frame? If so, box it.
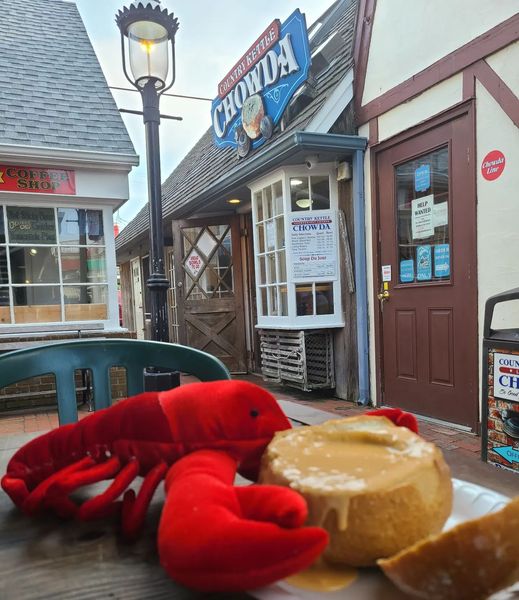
[1,380,418,592]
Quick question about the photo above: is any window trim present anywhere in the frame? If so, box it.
[249,164,344,329]
[0,199,118,329]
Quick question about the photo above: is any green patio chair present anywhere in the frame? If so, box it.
[0,338,231,425]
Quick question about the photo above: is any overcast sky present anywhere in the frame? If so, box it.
[73,0,333,228]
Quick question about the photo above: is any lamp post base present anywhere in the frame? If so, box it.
[144,368,180,392]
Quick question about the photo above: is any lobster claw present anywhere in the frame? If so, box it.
[366,407,419,433]
[158,450,328,592]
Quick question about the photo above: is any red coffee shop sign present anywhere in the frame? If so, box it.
[0,165,76,194]
[481,150,506,181]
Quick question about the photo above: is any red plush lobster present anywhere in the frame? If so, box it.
[1,380,417,592]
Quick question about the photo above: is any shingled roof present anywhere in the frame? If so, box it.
[116,0,357,253]
[0,0,136,157]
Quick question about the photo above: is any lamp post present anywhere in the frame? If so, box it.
[116,1,179,343]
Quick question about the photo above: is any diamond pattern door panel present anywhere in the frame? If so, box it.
[173,217,246,374]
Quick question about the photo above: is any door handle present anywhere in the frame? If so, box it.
[377,282,390,312]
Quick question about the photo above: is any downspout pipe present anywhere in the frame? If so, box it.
[353,148,370,406]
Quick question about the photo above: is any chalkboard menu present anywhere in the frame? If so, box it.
[6,207,56,244]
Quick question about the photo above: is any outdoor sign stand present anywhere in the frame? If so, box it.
[482,288,519,475]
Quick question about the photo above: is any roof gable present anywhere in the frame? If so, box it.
[0,0,136,157]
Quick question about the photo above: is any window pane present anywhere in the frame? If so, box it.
[208,243,234,296]
[266,219,276,252]
[396,146,450,284]
[183,227,199,247]
[259,255,266,285]
[316,283,334,314]
[10,247,59,284]
[0,248,8,284]
[0,282,10,323]
[61,247,107,283]
[0,209,5,244]
[0,300,10,323]
[278,250,287,282]
[260,287,267,316]
[280,286,288,316]
[57,209,104,245]
[273,181,283,215]
[290,177,310,212]
[276,216,285,249]
[255,192,263,222]
[268,286,278,316]
[265,186,273,220]
[64,285,108,321]
[267,253,276,284]
[13,286,61,323]
[257,223,265,253]
[296,284,313,316]
[311,176,330,210]
[7,206,56,244]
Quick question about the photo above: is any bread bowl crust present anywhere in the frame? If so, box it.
[378,496,519,600]
[260,416,453,567]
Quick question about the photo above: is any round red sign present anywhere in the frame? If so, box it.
[481,150,506,181]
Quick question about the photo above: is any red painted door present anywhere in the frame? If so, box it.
[376,108,478,428]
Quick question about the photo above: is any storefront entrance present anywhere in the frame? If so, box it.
[374,104,478,429]
[172,216,247,373]
[130,257,145,340]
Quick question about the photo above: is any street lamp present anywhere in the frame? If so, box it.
[116,0,179,343]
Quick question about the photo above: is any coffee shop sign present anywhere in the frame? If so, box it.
[211,9,311,157]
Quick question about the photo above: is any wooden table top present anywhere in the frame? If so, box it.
[1,402,516,599]
[0,432,257,600]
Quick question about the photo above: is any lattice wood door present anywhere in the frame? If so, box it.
[172,216,247,373]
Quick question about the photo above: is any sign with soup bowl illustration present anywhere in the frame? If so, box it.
[211,9,311,157]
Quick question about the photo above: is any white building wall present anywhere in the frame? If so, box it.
[485,40,519,98]
[476,82,519,332]
[362,40,519,407]
[377,74,463,142]
[362,0,518,106]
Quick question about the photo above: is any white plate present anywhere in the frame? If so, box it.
[251,479,510,600]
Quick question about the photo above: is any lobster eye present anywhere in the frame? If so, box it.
[250,409,259,418]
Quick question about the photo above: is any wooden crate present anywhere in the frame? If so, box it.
[259,329,335,391]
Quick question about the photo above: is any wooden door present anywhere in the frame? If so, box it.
[130,257,145,340]
[375,106,478,428]
[173,216,247,373]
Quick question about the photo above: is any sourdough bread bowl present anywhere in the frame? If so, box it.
[378,495,519,600]
[259,415,452,567]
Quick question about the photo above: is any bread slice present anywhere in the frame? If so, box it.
[378,496,519,600]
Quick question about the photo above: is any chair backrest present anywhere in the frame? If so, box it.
[0,339,231,425]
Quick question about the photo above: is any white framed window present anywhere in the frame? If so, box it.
[0,204,113,326]
[250,165,344,329]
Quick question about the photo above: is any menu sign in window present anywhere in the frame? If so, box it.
[290,211,337,281]
[7,206,56,243]
[0,166,76,195]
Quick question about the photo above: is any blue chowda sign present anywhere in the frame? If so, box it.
[211,9,311,157]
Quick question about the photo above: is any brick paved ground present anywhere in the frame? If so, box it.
[0,374,480,456]
[0,373,516,495]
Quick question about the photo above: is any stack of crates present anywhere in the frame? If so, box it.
[259,329,335,392]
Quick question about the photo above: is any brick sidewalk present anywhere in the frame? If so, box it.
[286,395,481,455]
[0,375,480,457]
